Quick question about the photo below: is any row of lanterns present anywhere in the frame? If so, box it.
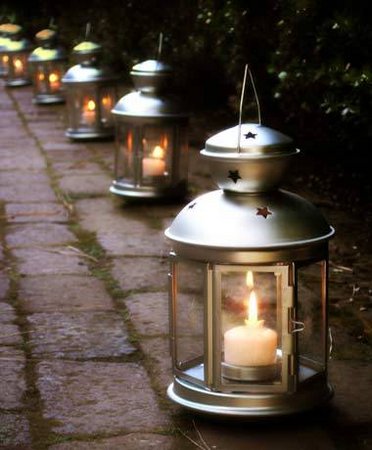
[0,22,335,418]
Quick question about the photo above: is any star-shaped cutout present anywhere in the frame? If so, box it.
[188,202,196,209]
[256,206,272,219]
[228,170,241,184]
[244,131,257,139]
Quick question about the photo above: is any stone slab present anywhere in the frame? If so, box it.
[6,223,76,248]
[49,433,196,450]
[43,142,89,152]
[0,272,9,300]
[0,302,16,322]
[76,198,168,257]
[13,247,89,276]
[18,275,114,313]
[37,360,169,435]
[47,148,93,165]
[0,412,31,447]
[28,311,135,359]
[0,324,22,345]
[125,292,168,336]
[52,161,104,175]
[5,203,69,223]
[58,173,111,196]
[0,347,26,409]
[111,256,169,292]
[0,151,45,170]
[0,172,56,203]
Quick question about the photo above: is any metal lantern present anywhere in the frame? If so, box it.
[110,59,189,199]
[0,24,32,87]
[28,28,67,104]
[165,122,335,417]
[0,23,21,77]
[62,40,119,140]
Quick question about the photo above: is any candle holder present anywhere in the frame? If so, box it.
[110,58,189,200]
[61,39,119,140]
[0,23,21,77]
[28,28,67,104]
[0,24,32,87]
[164,68,335,417]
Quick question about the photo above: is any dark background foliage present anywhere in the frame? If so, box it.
[1,0,371,159]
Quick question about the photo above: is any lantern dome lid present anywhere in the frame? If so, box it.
[131,59,172,75]
[61,62,118,84]
[130,59,173,93]
[0,23,21,36]
[35,28,56,43]
[29,31,66,63]
[73,40,101,55]
[202,123,296,159]
[165,189,334,250]
[6,37,32,53]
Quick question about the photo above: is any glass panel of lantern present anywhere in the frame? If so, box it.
[165,122,335,417]
[28,28,67,104]
[1,24,32,87]
[61,40,119,140]
[110,59,189,200]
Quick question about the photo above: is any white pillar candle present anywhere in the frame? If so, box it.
[142,145,166,177]
[224,290,277,366]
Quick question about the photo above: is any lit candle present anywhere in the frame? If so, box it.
[82,99,96,126]
[142,145,166,177]
[224,286,277,367]
[48,72,60,91]
[13,58,23,76]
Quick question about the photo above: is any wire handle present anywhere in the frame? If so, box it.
[156,32,163,61]
[237,64,262,153]
[85,22,91,40]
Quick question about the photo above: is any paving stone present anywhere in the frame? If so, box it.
[28,311,135,358]
[0,324,22,345]
[0,172,56,203]
[125,292,168,336]
[112,256,169,292]
[0,412,31,447]
[5,202,69,223]
[37,360,169,435]
[52,161,104,175]
[0,347,26,409]
[43,142,88,152]
[76,198,168,256]
[6,223,76,248]
[13,247,89,276]
[0,150,45,170]
[18,274,114,313]
[0,302,17,322]
[49,432,196,450]
[59,173,111,196]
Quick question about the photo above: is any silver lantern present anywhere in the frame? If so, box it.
[110,59,189,199]
[165,122,335,417]
[28,28,67,104]
[0,24,32,87]
[62,40,119,140]
[0,23,21,77]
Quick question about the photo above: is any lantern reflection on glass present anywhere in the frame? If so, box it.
[61,40,119,140]
[165,122,335,417]
[28,28,67,104]
[110,59,189,200]
[0,25,32,87]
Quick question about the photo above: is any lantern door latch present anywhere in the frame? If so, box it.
[288,308,305,333]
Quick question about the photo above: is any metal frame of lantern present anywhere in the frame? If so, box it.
[165,122,335,417]
[62,40,119,140]
[110,59,189,200]
[1,25,32,87]
[0,23,21,77]
[28,28,67,104]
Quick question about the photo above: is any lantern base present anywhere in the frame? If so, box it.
[65,128,114,141]
[5,79,31,87]
[110,179,188,200]
[168,377,333,418]
[33,94,65,105]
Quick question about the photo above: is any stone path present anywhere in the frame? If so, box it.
[0,83,371,449]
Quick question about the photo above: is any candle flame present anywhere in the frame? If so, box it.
[38,72,45,81]
[87,100,96,111]
[246,270,254,288]
[49,72,59,83]
[101,95,112,108]
[248,290,258,323]
[161,135,168,149]
[127,131,133,151]
[14,59,23,69]
[2,55,9,63]
[152,145,164,159]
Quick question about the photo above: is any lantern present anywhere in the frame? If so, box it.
[110,59,189,200]
[165,121,335,417]
[0,23,21,77]
[0,24,32,87]
[61,40,119,140]
[28,28,67,104]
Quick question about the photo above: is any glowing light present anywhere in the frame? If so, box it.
[152,145,164,159]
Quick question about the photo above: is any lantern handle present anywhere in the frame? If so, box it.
[49,17,55,29]
[156,32,163,61]
[85,22,91,41]
[237,64,262,153]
